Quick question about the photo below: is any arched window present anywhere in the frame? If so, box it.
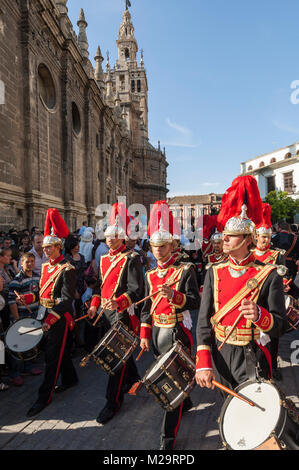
[72,102,81,135]
[131,80,135,93]
[38,63,56,110]
[137,80,141,92]
[284,152,292,159]
[125,48,130,60]
[259,161,265,168]
[248,165,253,171]
[270,157,276,164]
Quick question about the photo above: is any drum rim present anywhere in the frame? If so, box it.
[218,379,287,450]
[5,317,43,353]
[143,341,182,382]
[143,340,194,383]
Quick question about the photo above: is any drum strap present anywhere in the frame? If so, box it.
[39,264,69,298]
[212,264,276,326]
[244,343,258,381]
[150,266,185,316]
[101,251,132,287]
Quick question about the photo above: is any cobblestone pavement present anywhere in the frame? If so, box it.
[0,318,298,451]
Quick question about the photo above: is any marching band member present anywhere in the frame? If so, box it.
[27,209,78,417]
[206,232,227,265]
[195,176,288,394]
[253,203,287,381]
[140,201,200,450]
[88,203,144,425]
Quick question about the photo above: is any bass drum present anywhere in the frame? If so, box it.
[5,318,43,361]
[219,380,299,450]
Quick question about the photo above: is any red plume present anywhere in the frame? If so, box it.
[257,203,272,230]
[43,208,69,239]
[147,200,174,237]
[217,175,263,230]
[110,202,134,236]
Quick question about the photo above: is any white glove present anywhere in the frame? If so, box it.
[182,310,192,330]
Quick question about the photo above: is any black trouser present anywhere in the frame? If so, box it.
[0,304,10,331]
[152,323,191,446]
[37,315,78,405]
[101,311,140,410]
[212,339,270,394]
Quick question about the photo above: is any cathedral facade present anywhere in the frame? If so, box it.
[0,0,168,231]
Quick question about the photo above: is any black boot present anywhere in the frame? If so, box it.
[26,401,48,418]
[96,402,119,425]
[160,437,174,450]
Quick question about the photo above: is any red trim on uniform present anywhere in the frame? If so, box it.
[196,349,213,369]
[115,293,132,312]
[23,293,35,304]
[129,315,140,335]
[140,325,152,340]
[109,244,126,257]
[44,313,60,327]
[253,306,273,332]
[255,341,272,379]
[47,316,69,404]
[173,402,184,447]
[49,254,64,266]
[179,323,193,354]
[115,363,127,409]
[90,295,101,309]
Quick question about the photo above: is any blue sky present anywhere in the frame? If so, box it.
[67,0,299,197]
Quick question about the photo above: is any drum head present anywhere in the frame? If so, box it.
[221,381,282,450]
[146,343,177,380]
[5,318,43,353]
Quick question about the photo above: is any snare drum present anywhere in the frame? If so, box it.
[219,380,299,450]
[86,320,139,375]
[5,318,43,361]
[141,341,195,412]
[285,295,299,331]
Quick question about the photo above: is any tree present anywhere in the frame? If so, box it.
[265,191,299,223]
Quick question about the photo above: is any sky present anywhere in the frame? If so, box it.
[67,0,299,198]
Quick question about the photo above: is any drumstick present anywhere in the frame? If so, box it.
[134,279,180,307]
[19,326,43,335]
[75,314,90,323]
[212,380,256,408]
[136,347,145,361]
[14,290,32,315]
[92,304,106,327]
[218,288,258,351]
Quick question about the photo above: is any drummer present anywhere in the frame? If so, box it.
[88,202,144,425]
[26,209,78,417]
[253,203,287,381]
[8,252,42,386]
[195,176,288,394]
[139,201,200,450]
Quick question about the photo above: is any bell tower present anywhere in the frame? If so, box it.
[113,4,148,143]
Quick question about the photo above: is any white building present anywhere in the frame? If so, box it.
[240,142,299,223]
